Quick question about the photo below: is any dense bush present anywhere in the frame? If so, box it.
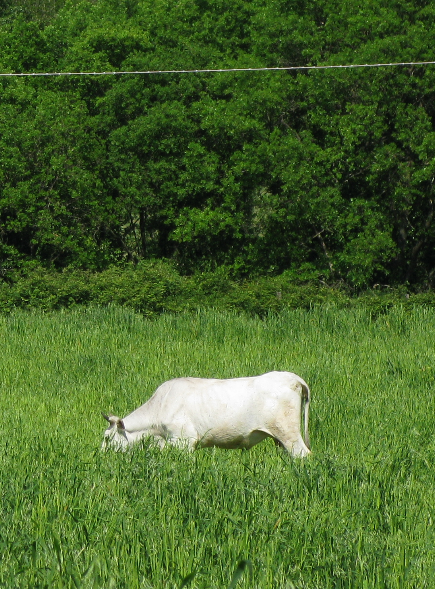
[0,262,431,316]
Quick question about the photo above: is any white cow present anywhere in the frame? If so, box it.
[102,371,311,457]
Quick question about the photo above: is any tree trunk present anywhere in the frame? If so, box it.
[404,198,434,283]
[139,207,147,259]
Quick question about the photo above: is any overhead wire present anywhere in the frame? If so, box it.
[0,60,435,77]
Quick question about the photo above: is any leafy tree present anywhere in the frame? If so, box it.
[1,0,435,288]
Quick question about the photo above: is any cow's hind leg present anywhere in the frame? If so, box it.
[271,432,311,457]
[268,397,311,457]
[271,428,311,458]
[268,431,310,456]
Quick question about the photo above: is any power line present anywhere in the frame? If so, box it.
[0,60,435,77]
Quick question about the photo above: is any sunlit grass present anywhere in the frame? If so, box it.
[1,306,435,587]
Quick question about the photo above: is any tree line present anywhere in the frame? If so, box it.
[1,0,435,289]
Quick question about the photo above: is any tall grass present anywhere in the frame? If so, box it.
[1,306,435,587]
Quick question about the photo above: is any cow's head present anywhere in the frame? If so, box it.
[101,413,128,450]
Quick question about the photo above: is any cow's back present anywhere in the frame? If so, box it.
[124,371,305,435]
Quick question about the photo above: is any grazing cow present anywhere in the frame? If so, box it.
[102,371,311,457]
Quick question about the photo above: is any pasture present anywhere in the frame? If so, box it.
[1,305,435,588]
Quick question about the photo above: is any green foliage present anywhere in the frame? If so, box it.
[0,261,186,315]
[1,263,434,316]
[0,0,68,22]
[1,0,435,287]
[1,306,435,587]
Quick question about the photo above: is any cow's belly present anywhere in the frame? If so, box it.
[197,428,270,449]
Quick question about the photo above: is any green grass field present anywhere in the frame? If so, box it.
[1,306,435,588]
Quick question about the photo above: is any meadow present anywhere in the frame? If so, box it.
[1,305,435,588]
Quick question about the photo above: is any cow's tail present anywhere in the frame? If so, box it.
[301,381,311,451]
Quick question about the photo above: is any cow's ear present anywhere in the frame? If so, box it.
[102,413,122,428]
